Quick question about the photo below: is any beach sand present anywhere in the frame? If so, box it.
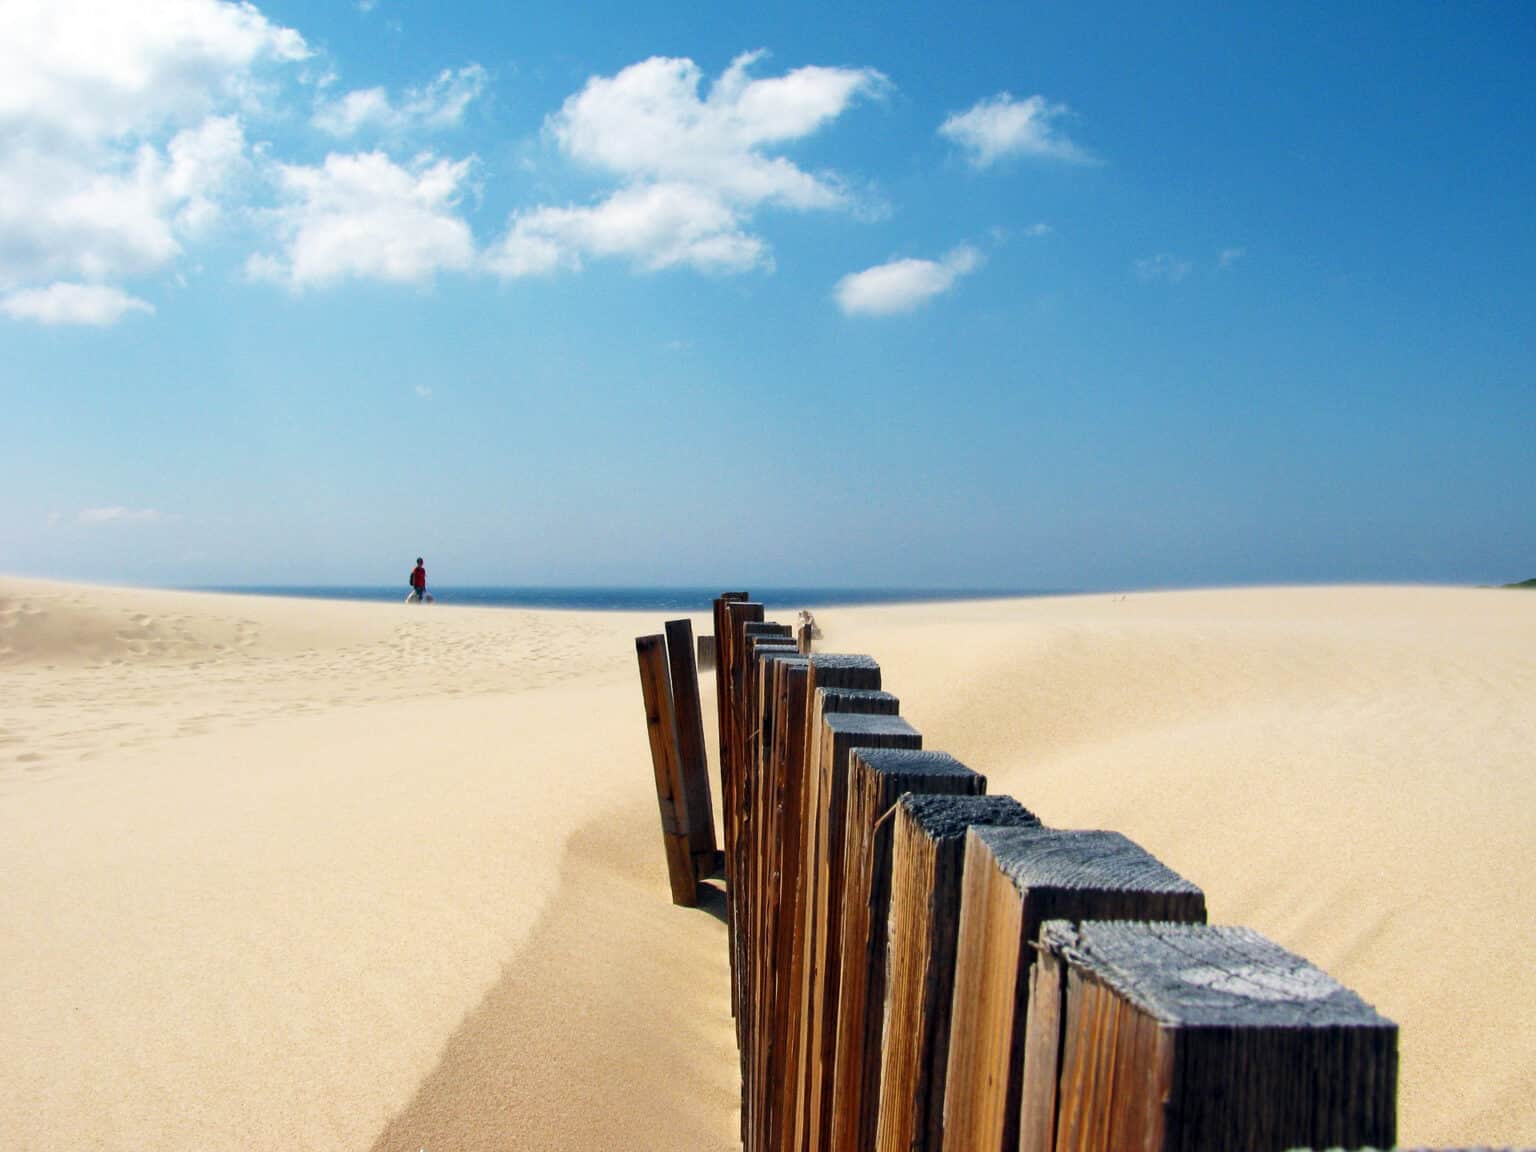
[1,578,1532,1149]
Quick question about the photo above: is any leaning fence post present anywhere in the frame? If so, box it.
[664,617,719,881]
[635,633,697,907]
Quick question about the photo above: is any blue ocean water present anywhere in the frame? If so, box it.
[204,586,1054,612]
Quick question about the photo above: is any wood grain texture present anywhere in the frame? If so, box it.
[875,794,1040,1152]
[1031,920,1398,1152]
[788,666,890,1152]
[829,751,988,1152]
[663,617,717,879]
[943,826,1206,1152]
[634,634,696,907]
[803,712,922,1152]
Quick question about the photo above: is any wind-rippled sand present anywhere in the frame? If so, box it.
[1,578,1532,1148]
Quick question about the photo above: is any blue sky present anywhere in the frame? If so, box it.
[1,1,1531,589]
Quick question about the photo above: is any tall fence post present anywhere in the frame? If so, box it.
[665,617,719,880]
[635,633,697,907]
[830,750,987,1152]
[943,826,1207,1152]
[876,794,1040,1152]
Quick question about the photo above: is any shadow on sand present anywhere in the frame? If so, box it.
[368,807,738,1151]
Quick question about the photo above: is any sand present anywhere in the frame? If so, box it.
[1,578,1532,1149]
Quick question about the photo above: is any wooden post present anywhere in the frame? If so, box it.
[1022,920,1397,1152]
[745,645,806,1152]
[875,794,1040,1152]
[634,634,697,907]
[721,599,763,1023]
[942,826,1206,1152]
[790,659,888,1152]
[803,711,922,1152]
[697,632,717,670]
[665,617,719,881]
[830,750,988,1152]
[779,685,897,1152]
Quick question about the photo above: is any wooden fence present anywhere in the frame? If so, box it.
[636,593,1423,1152]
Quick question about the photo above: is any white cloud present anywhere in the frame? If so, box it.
[940,93,1091,167]
[0,0,306,319]
[1134,253,1192,284]
[834,245,982,316]
[249,151,477,288]
[1218,246,1246,269]
[414,383,432,398]
[491,52,885,278]
[0,282,154,326]
[313,64,488,137]
[489,182,768,276]
[77,506,166,525]
[0,0,307,144]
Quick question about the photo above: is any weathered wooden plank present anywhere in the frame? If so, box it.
[1027,920,1398,1152]
[943,826,1206,1152]
[788,659,887,1152]
[830,751,988,1152]
[803,712,922,1152]
[721,599,763,1029]
[664,617,718,880]
[747,647,809,1152]
[875,794,1040,1152]
[634,633,696,906]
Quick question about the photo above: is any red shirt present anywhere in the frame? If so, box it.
[411,565,426,590]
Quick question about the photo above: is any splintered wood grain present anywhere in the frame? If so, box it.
[942,826,1206,1152]
[877,794,1040,1152]
[830,751,987,1152]
[1037,920,1397,1152]
[788,659,885,1152]
[803,713,922,1152]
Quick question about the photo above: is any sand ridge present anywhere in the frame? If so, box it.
[1,579,1533,1148]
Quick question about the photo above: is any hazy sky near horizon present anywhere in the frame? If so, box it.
[1,1,1532,590]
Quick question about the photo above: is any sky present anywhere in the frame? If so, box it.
[1,0,1532,590]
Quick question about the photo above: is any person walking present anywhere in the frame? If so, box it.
[408,557,427,603]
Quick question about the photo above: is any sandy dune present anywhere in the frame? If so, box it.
[1,578,1532,1148]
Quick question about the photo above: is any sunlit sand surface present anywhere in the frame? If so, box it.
[1,579,1531,1148]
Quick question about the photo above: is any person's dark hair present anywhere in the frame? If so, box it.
[416,557,423,564]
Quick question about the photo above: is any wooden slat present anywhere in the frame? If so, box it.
[788,661,888,1152]
[1026,920,1398,1152]
[875,794,1040,1152]
[634,633,697,906]
[943,826,1206,1152]
[721,599,763,1027]
[803,711,921,1152]
[746,647,808,1152]
[664,617,719,880]
[829,750,988,1152]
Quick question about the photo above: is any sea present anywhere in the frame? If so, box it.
[204,586,1053,612]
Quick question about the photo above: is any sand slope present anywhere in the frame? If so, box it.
[2,579,1533,1148]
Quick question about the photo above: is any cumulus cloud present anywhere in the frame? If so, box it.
[0,0,306,322]
[834,245,982,316]
[489,182,768,276]
[248,151,477,288]
[1134,253,1192,283]
[489,52,886,278]
[0,282,155,325]
[313,64,488,136]
[940,93,1091,167]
